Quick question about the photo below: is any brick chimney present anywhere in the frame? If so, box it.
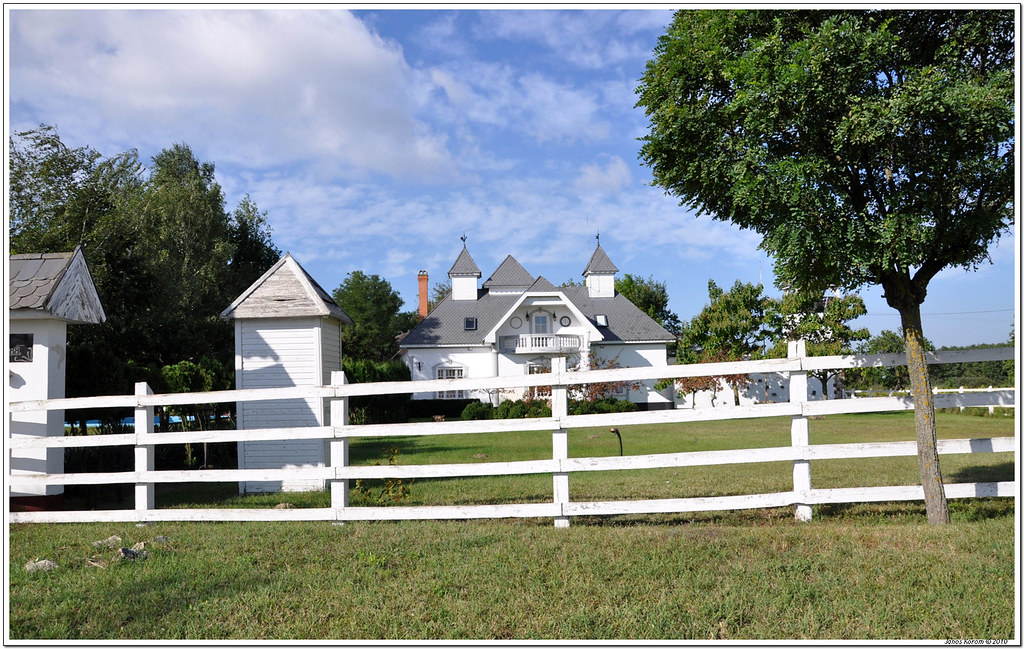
[418,270,429,319]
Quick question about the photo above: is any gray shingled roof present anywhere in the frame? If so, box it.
[528,276,558,292]
[403,246,673,347]
[559,287,675,343]
[582,244,619,275]
[10,247,106,324]
[448,246,482,277]
[402,279,674,347]
[9,252,75,310]
[482,255,534,289]
[402,291,520,346]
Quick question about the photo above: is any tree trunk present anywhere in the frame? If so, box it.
[898,302,950,524]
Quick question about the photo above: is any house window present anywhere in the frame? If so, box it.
[436,366,465,399]
[464,317,478,331]
[528,361,551,399]
[595,314,608,327]
[533,314,549,334]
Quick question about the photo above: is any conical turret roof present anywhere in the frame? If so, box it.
[582,243,619,276]
[448,246,482,277]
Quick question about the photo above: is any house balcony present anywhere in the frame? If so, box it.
[499,334,582,354]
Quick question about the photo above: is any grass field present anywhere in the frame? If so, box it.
[8,410,1017,640]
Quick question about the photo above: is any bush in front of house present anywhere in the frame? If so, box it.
[343,358,411,424]
[493,399,552,419]
[461,401,494,420]
[569,398,639,415]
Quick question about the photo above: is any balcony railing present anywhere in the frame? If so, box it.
[499,334,582,354]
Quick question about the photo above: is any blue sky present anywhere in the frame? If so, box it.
[6,8,1018,348]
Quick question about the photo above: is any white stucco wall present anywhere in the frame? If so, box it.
[590,343,673,406]
[8,317,67,497]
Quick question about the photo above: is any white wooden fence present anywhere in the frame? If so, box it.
[7,343,1016,525]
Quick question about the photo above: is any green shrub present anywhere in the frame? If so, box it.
[569,398,639,415]
[493,399,551,419]
[342,359,411,424]
[408,398,477,420]
[461,401,494,420]
[494,399,527,419]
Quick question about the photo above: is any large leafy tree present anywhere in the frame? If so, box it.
[637,10,1014,523]
[332,271,417,362]
[764,290,870,397]
[615,273,682,338]
[9,126,279,404]
[676,280,773,405]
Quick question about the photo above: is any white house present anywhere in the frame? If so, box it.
[400,243,675,408]
[9,247,106,511]
[220,253,352,493]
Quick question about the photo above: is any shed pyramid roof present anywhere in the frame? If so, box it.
[448,246,482,277]
[9,247,105,324]
[220,253,353,322]
[582,244,619,275]
[483,255,535,289]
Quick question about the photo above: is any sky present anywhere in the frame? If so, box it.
[5,7,1018,349]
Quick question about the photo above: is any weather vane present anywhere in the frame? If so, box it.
[596,231,600,245]
[460,233,467,245]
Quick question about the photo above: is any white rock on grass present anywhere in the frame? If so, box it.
[24,559,58,572]
[91,535,122,549]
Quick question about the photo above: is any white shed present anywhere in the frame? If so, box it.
[220,253,352,493]
[9,247,106,511]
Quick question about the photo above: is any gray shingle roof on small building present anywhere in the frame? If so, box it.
[582,244,619,275]
[9,252,73,310]
[9,247,106,324]
[448,246,482,277]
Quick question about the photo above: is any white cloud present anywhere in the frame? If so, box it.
[479,10,661,70]
[517,73,609,142]
[8,9,456,180]
[575,156,632,194]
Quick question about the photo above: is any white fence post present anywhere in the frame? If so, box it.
[788,341,812,522]
[330,371,350,511]
[551,356,570,528]
[134,382,155,513]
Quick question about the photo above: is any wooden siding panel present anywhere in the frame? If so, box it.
[237,318,326,492]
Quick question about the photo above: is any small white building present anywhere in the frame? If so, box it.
[9,247,106,510]
[220,253,352,493]
[400,243,675,408]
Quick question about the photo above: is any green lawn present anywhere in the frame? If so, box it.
[344,409,1015,507]
[9,409,1016,640]
[8,501,1016,640]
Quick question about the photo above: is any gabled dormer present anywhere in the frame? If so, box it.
[483,275,603,352]
[449,245,482,301]
[582,243,618,298]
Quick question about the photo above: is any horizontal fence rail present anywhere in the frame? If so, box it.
[7,344,1016,525]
